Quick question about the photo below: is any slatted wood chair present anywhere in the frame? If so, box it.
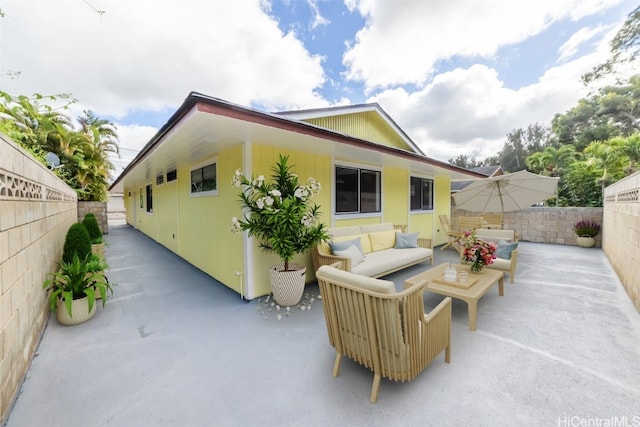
[316,264,452,403]
[482,213,503,229]
[439,215,461,251]
[457,216,484,233]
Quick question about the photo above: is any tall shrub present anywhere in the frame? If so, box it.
[82,213,102,243]
[62,223,92,263]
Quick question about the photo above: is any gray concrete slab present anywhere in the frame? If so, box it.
[5,223,640,427]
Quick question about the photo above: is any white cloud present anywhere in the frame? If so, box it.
[0,0,329,118]
[343,0,626,91]
[557,25,609,63]
[370,50,606,162]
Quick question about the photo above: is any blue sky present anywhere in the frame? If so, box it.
[1,0,637,171]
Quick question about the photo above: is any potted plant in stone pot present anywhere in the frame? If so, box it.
[231,154,329,306]
[573,219,601,248]
[43,252,113,325]
[83,213,105,258]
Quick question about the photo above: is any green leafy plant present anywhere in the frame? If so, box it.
[230,154,329,271]
[573,220,601,237]
[62,223,92,263]
[82,213,103,244]
[43,253,113,317]
[85,252,109,273]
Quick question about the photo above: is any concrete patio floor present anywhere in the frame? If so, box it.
[5,221,640,427]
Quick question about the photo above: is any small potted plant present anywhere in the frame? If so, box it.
[573,219,601,248]
[231,154,329,306]
[43,252,113,325]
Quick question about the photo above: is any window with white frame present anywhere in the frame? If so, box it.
[190,161,217,195]
[410,176,433,211]
[335,165,381,214]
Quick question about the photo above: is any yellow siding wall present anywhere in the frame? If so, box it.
[121,142,453,299]
[433,175,452,246]
[304,112,410,151]
[383,167,409,225]
[177,147,245,294]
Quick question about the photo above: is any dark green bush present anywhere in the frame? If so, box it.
[82,213,102,243]
[62,223,92,263]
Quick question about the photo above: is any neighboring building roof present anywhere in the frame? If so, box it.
[451,165,503,192]
[110,92,486,192]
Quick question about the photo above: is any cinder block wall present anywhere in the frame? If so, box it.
[603,171,640,312]
[0,135,77,422]
[451,206,603,247]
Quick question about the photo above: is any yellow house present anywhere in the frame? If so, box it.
[109,92,483,299]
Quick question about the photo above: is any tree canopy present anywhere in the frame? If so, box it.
[0,91,119,201]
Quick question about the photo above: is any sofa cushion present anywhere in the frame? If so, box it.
[394,232,419,249]
[330,237,363,254]
[359,223,395,234]
[495,240,518,260]
[352,247,431,277]
[368,230,397,252]
[333,244,365,267]
[490,257,511,270]
[328,226,362,238]
[317,265,395,294]
[332,234,372,253]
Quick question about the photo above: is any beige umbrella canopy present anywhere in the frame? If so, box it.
[452,170,560,227]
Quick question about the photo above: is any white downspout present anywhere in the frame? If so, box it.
[242,142,254,300]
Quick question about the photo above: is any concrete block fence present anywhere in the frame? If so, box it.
[0,135,77,422]
[451,206,604,247]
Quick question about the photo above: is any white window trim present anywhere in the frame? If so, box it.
[190,157,219,197]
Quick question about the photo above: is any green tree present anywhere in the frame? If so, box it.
[0,91,119,201]
[583,140,627,201]
[497,124,550,172]
[448,154,483,168]
[583,5,640,84]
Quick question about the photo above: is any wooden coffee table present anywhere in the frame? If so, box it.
[404,263,504,331]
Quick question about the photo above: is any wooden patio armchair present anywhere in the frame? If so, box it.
[438,215,461,251]
[316,264,452,403]
[482,213,503,229]
[457,216,484,233]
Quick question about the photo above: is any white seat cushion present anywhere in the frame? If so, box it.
[352,248,431,277]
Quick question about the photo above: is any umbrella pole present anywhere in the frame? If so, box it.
[498,183,505,228]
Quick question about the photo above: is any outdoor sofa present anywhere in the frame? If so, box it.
[312,223,432,278]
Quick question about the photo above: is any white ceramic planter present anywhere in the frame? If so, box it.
[576,236,596,248]
[56,296,96,325]
[269,263,306,306]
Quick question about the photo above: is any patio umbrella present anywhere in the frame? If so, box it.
[452,170,559,227]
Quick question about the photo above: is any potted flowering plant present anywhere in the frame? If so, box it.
[573,219,600,248]
[231,154,329,306]
[459,230,497,273]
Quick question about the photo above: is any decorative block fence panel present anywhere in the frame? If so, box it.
[0,134,77,422]
[604,171,640,312]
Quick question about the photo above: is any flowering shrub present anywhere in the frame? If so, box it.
[231,154,329,271]
[573,220,600,237]
[459,230,496,272]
